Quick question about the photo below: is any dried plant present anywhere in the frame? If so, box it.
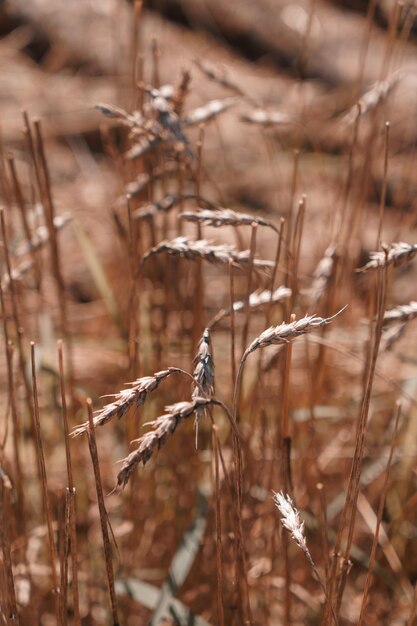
[117,397,214,487]
[274,491,309,553]
[309,245,336,306]
[192,328,215,399]
[240,108,292,126]
[172,69,192,115]
[192,328,215,444]
[133,194,216,221]
[243,311,342,359]
[72,368,181,436]
[358,242,417,272]
[142,236,274,271]
[184,99,236,126]
[116,163,179,204]
[194,58,245,96]
[208,286,291,328]
[383,301,417,324]
[180,207,279,232]
[342,72,402,125]
[14,213,72,257]
[1,259,33,290]
[274,493,337,625]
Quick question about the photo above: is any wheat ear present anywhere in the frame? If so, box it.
[358,242,417,272]
[71,368,184,436]
[142,236,273,271]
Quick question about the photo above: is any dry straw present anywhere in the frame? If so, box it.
[359,242,417,272]
[180,207,279,232]
[72,368,181,436]
[142,236,274,271]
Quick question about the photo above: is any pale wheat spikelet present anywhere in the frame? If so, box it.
[342,72,402,125]
[72,368,179,437]
[142,237,274,271]
[117,397,213,487]
[273,491,308,553]
[192,329,215,445]
[208,286,291,329]
[243,311,342,359]
[381,323,407,351]
[133,194,215,221]
[1,259,33,290]
[180,208,279,233]
[184,98,236,126]
[359,242,417,272]
[240,108,292,126]
[273,492,338,625]
[309,246,336,306]
[15,214,72,257]
[383,301,417,324]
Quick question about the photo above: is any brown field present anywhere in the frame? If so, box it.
[1,1,417,625]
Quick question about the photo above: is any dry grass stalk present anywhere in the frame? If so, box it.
[180,207,279,232]
[194,58,245,97]
[184,98,236,126]
[357,402,401,626]
[30,342,61,623]
[6,342,26,535]
[15,214,72,257]
[86,399,119,626]
[384,301,417,324]
[0,471,18,625]
[58,341,80,625]
[358,242,417,272]
[172,69,191,115]
[240,108,292,126]
[72,368,181,436]
[243,311,343,359]
[192,328,215,443]
[117,397,214,487]
[309,246,336,306]
[142,236,274,271]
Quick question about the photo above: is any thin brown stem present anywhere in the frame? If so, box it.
[86,399,120,626]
